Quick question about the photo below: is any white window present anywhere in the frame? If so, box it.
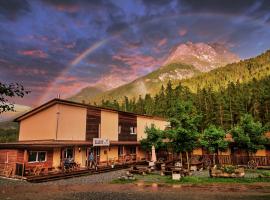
[63,148,74,159]
[28,151,47,163]
[118,125,121,134]
[130,127,137,135]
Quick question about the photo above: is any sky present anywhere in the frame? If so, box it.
[0,0,270,107]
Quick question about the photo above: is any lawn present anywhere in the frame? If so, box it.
[111,169,270,185]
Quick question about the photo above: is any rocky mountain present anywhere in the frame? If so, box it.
[163,42,239,72]
[71,42,240,103]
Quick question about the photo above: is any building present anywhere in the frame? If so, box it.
[0,99,168,176]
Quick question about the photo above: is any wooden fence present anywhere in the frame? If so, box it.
[196,155,270,166]
[156,153,270,167]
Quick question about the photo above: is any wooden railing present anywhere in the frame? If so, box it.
[191,155,270,166]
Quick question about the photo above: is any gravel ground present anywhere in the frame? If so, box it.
[0,169,264,186]
[38,169,127,185]
[0,169,269,200]
[0,169,128,186]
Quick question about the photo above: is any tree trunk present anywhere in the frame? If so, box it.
[219,104,223,128]
[213,153,216,166]
[186,152,190,172]
[229,98,233,128]
[180,152,183,166]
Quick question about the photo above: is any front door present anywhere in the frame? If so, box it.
[87,147,100,165]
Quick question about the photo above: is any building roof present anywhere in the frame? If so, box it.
[14,98,167,122]
[0,140,140,149]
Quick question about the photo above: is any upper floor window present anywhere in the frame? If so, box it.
[28,151,47,162]
[130,127,137,135]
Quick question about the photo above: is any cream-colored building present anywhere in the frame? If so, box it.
[0,99,168,172]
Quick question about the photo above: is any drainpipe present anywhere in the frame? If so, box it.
[56,104,60,140]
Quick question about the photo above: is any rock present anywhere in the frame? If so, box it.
[172,173,181,180]
[190,166,197,171]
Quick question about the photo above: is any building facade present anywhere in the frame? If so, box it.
[0,99,168,175]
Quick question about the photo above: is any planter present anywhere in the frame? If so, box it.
[210,166,245,178]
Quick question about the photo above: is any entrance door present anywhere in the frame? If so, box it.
[87,147,100,165]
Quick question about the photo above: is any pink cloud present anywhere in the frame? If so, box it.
[55,4,80,13]
[42,80,89,102]
[157,38,167,47]
[18,49,48,58]
[65,42,76,49]
[97,51,166,89]
[178,28,188,36]
[15,67,47,76]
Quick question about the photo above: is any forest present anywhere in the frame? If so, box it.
[100,76,270,132]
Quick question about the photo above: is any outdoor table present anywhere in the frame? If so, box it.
[63,161,77,172]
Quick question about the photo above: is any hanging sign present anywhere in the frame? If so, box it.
[93,138,110,146]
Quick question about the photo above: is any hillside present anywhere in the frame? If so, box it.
[90,49,270,103]
[71,42,239,103]
[0,104,31,122]
[180,49,270,92]
[0,121,19,142]
[69,86,105,103]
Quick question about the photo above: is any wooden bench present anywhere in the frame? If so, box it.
[0,165,13,177]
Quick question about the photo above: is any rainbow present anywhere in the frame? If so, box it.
[70,39,109,66]
[37,38,112,105]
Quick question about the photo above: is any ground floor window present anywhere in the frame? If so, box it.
[63,148,74,159]
[28,151,47,162]
[118,146,123,156]
[129,146,136,155]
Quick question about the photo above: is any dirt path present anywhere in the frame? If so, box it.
[0,182,270,200]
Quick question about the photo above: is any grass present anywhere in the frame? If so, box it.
[257,170,270,177]
[111,179,137,184]
[111,171,270,185]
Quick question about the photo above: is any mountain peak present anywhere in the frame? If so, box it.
[163,42,240,72]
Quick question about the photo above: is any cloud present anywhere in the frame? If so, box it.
[18,49,48,58]
[181,0,270,23]
[178,28,188,36]
[0,0,30,20]
[106,21,130,35]
[157,38,167,47]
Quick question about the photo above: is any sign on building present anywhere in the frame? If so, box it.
[93,138,110,146]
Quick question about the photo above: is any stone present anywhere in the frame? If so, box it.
[190,166,197,171]
[172,173,181,180]
[149,161,155,167]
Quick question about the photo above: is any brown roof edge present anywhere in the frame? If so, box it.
[0,140,140,149]
[14,98,167,122]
